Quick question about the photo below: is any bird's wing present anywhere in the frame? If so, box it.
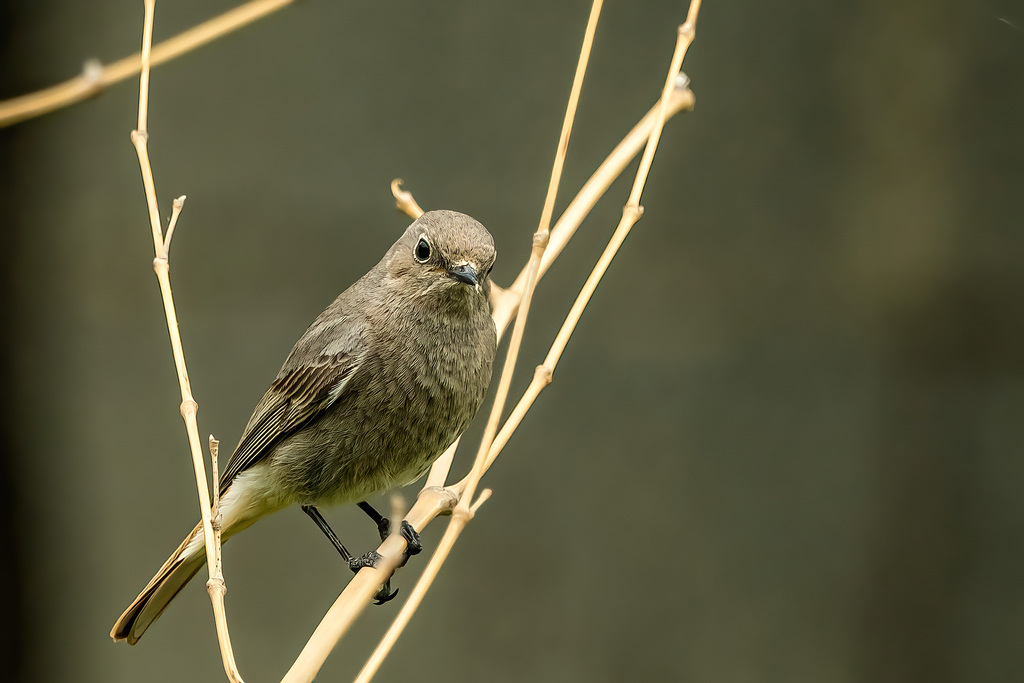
[218,335,362,494]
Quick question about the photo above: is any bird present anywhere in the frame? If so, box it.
[112,209,498,645]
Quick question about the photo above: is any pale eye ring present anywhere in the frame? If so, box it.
[414,236,431,263]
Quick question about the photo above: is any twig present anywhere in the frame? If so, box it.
[0,0,295,128]
[476,2,703,478]
[492,86,693,339]
[390,179,424,219]
[129,1,242,680]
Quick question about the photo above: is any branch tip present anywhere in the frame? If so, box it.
[391,178,424,219]
[470,489,492,514]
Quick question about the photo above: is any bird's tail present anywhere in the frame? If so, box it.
[110,522,208,645]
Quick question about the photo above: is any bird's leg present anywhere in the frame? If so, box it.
[301,504,354,561]
[357,500,422,564]
[301,505,397,604]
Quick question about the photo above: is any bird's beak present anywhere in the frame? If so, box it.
[448,263,480,287]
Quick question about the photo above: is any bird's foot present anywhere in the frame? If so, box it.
[347,551,400,604]
[373,519,422,567]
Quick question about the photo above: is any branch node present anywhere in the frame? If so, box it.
[679,22,695,42]
[206,577,227,597]
[130,129,148,145]
[82,59,104,94]
[417,485,460,512]
[675,71,690,91]
[452,505,475,524]
[179,399,198,420]
[623,203,644,222]
[533,229,551,249]
[535,364,554,386]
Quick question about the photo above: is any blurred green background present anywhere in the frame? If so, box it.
[2,0,1023,681]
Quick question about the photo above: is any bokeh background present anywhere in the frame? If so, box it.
[2,0,1023,681]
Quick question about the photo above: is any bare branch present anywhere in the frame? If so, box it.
[0,0,295,128]
[128,1,242,679]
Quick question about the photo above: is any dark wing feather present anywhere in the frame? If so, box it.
[218,352,359,493]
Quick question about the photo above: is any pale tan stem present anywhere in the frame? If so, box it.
[458,0,601,516]
[474,6,702,480]
[131,1,241,679]
[164,195,186,258]
[423,438,459,489]
[208,436,223,575]
[492,86,694,339]
[535,0,604,246]
[0,0,295,128]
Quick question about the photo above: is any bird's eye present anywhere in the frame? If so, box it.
[414,237,431,263]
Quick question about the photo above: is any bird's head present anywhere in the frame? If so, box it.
[385,210,496,304]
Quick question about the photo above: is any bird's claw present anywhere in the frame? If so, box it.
[400,521,422,557]
[348,550,401,605]
[373,584,399,605]
[346,522,422,603]
[348,550,383,574]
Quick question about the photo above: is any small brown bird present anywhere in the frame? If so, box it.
[112,210,497,644]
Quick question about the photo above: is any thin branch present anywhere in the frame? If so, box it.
[476,3,703,479]
[130,1,242,680]
[460,0,602,518]
[492,86,694,339]
[0,0,295,128]
[163,195,186,258]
